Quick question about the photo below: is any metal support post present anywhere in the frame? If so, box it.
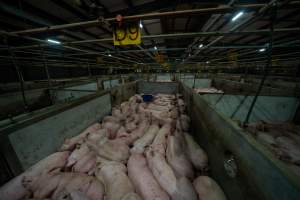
[244,3,277,124]
[6,41,28,109]
[87,62,92,78]
[40,46,52,89]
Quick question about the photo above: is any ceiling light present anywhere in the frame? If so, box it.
[259,48,266,52]
[199,43,203,48]
[108,53,112,57]
[189,53,191,57]
[232,11,244,22]
[154,46,157,50]
[206,61,210,64]
[47,39,61,44]
[139,21,143,28]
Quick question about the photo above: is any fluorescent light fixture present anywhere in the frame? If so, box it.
[139,21,143,28]
[259,48,266,52]
[47,39,61,44]
[154,46,157,50]
[199,43,203,48]
[232,11,244,22]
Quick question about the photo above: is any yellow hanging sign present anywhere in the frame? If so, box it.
[113,22,141,46]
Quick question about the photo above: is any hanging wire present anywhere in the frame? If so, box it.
[3,36,28,109]
[244,2,278,124]
[40,45,54,105]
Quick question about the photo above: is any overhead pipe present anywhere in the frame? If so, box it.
[55,44,299,55]
[7,2,300,35]
[204,39,300,63]
[0,3,142,64]
[1,27,300,51]
[183,0,282,63]
[183,0,237,58]
[0,31,140,64]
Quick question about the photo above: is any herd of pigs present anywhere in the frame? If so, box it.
[245,121,300,168]
[0,93,227,200]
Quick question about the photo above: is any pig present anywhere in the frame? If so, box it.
[177,99,185,107]
[66,143,90,167]
[256,132,276,148]
[52,173,104,200]
[96,161,135,200]
[86,129,108,144]
[60,123,101,151]
[126,121,138,133]
[112,108,125,121]
[103,116,120,124]
[72,151,97,175]
[146,148,197,200]
[167,135,194,179]
[116,126,130,138]
[148,110,174,126]
[145,148,177,197]
[184,134,208,171]
[152,123,173,155]
[0,151,69,200]
[170,108,179,119]
[102,121,121,139]
[122,192,142,200]
[129,94,142,104]
[193,176,227,200]
[131,123,160,154]
[23,170,61,199]
[274,136,300,164]
[68,190,90,200]
[87,136,130,163]
[121,101,131,117]
[128,153,170,200]
[177,115,190,132]
[121,119,150,145]
[147,103,172,112]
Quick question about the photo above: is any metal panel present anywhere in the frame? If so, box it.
[213,78,300,96]
[137,81,178,94]
[102,79,120,90]
[181,83,300,200]
[156,74,171,81]
[0,88,51,120]
[181,78,195,88]
[110,79,120,88]
[180,78,212,88]
[201,94,299,123]
[52,82,98,104]
[111,82,136,106]
[194,78,212,88]
[8,94,111,169]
